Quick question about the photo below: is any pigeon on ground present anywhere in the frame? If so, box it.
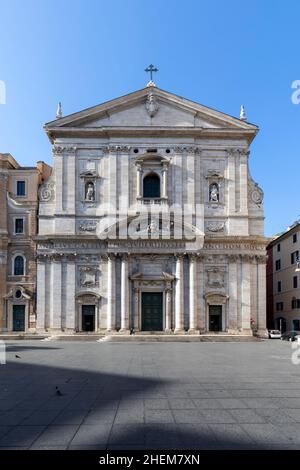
[15,355,21,359]
[55,386,63,396]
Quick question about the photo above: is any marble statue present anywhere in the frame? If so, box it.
[85,182,95,201]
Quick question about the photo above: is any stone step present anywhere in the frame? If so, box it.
[0,334,49,340]
[98,334,262,343]
[47,334,105,342]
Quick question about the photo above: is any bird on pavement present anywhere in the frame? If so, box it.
[55,386,63,396]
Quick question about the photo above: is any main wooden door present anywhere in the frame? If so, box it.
[142,292,163,331]
[13,305,25,331]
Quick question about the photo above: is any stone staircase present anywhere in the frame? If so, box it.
[0,332,263,342]
[97,334,262,343]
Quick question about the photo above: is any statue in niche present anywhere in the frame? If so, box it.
[147,220,158,234]
[209,183,219,203]
[85,182,95,201]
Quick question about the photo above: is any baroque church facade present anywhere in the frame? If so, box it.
[36,84,267,336]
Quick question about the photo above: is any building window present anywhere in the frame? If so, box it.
[276,317,287,333]
[291,251,299,265]
[293,319,300,331]
[277,281,282,293]
[13,255,25,276]
[291,298,300,309]
[277,243,281,252]
[293,276,298,289]
[275,259,281,271]
[293,233,297,244]
[143,173,161,198]
[276,302,284,311]
[15,218,24,234]
[15,289,22,299]
[16,181,26,196]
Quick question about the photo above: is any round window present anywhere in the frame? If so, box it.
[15,290,22,299]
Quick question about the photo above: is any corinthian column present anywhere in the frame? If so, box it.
[174,255,184,333]
[107,255,116,332]
[120,254,130,332]
[188,254,197,333]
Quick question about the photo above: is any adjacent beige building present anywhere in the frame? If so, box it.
[0,153,51,332]
[267,222,300,332]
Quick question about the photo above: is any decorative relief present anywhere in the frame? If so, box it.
[205,169,224,179]
[39,181,55,202]
[248,178,264,207]
[206,268,226,288]
[38,241,106,250]
[79,266,99,287]
[205,255,227,264]
[102,145,131,153]
[52,145,76,155]
[206,221,225,233]
[80,161,98,178]
[173,146,201,154]
[145,92,159,117]
[79,220,98,232]
[79,255,101,263]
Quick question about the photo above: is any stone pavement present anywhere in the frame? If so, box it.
[0,340,300,449]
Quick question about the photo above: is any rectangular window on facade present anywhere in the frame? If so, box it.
[291,251,299,265]
[297,299,300,309]
[15,218,24,234]
[293,233,297,243]
[277,243,281,252]
[275,259,281,271]
[277,281,282,293]
[16,180,26,196]
[276,302,283,311]
[293,276,298,288]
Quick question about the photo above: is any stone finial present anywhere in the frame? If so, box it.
[240,105,247,121]
[146,80,157,87]
[56,101,62,119]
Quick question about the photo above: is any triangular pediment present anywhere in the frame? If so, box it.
[45,87,258,133]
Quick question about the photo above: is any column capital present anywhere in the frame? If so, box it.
[106,253,116,261]
[228,254,240,263]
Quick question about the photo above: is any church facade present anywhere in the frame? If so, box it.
[36,85,267,336]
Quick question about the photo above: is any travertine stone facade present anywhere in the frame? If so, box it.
[0,154,51,332]
[36,86,267,335]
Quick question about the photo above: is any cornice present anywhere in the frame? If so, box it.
[46,126,257,144]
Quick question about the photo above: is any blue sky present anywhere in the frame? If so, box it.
[0,0,299,236]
